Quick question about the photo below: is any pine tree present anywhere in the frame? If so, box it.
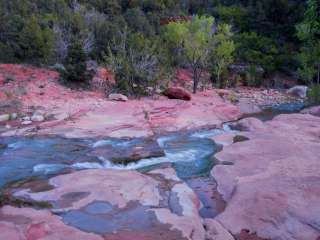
[20,15,53,63]
[63,39,87,82]
[296,0,320,84]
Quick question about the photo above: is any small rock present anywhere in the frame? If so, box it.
[31,114,45,122]
[10,113,18,120]
[155,88,162,94]
[0,114,10,122]
[22,116,31,121]
[21,120,32,125]
[233,135,250,143]
[50,63,66,72]
[211,133,236,147]
[108,93,128,102]
[287,85,308,98]
[204,219,235,240]
[0,143,7,149]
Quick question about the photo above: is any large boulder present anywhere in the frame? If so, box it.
[213,114,320,240]
[108,93,128,102]
[0,114,10,123]
[164,87,192,101]
[230,117,265,132]
[287,85,308,98]
[0,206,103,240]
[301,105,320,117]
[11,168,207,240]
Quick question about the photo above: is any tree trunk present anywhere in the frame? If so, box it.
[193,67,198,94]
[217,72,221,88]
[317,64,320,85]
[193,76,198,94]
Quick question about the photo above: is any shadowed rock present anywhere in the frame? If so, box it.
[164,87,192,101]
[301,105,320,117]
[12,168,207,240]
[287,85,308,98]
[213,113,320,240]
[0,206,103,240]
[230,117,265,132]
[92,138,165,164]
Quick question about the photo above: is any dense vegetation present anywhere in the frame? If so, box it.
[0,0,319,94]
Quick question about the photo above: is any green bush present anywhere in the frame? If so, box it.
[63,39,88,83]
[307,84,320,105]
[105,31,167,95]
[245,65,263,87]
[234,32,278,73]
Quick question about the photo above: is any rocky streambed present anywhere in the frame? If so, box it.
[0,104,319,240]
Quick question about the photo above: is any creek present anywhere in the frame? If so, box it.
[0,102,305,218]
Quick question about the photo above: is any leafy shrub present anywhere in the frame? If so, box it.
[105,30,167,95]
[245,65,263,87]
[163,16,234,92]
[234,32,278,74]
[63,39,88,83]
[307,84,320,105]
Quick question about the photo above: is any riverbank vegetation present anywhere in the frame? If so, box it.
[0,0,319,96]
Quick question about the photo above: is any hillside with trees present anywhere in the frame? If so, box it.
[0,0,319,96]
[1,2,320,240]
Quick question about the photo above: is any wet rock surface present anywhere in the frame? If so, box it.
[229,117,265,132]
[186,176,226,219]
[1,64,318,240]
[0,136,168,188]
[4,168,209,240]
[301,105,320,117]
[91,138,165,164]
[213,113,320,240]
[0,206,104,240]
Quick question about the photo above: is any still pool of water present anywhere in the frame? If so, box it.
[243,102,305,121]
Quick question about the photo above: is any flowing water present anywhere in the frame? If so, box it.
[0,103,305,218]
[243,102,305,121]
[0,127,233,217]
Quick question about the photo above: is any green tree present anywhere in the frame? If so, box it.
[215,5,248,31]
[124,7,154,37]
[235,32,278,72]
[296,0,320,84]
[63,39,87,82]
[210,24,235,88]
[20,15,53,63]
[105,29,165,95]
[164,15,218,93]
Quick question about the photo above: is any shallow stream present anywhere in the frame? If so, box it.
[0,102,305,218]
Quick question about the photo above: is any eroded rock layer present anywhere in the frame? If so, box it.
[213,114,320,240]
